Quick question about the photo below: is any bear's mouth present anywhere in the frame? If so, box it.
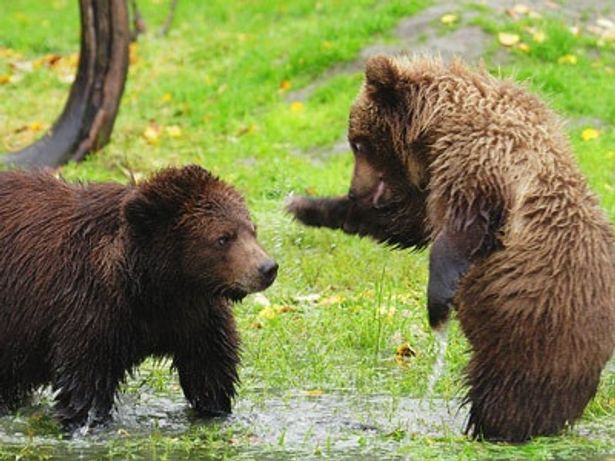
[350,178,395,212]
[223,287,249,302]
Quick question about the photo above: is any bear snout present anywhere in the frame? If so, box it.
[258,259,278,287]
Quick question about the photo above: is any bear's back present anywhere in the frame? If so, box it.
[0,171,129,328]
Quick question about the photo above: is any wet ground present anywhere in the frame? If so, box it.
[2,385,615,460]
[0,388,465,460]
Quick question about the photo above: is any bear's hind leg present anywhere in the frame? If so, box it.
[50,352,125,432]
[0,355,46,415]
[0,386,34,415]
[463,349,600,442]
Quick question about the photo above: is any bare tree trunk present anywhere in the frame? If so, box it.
[3,0,130,168]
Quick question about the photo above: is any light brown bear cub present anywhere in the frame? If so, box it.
[288,55,615,442]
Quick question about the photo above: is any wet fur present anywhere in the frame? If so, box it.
[0,166,262,430]
[288,55,615,442]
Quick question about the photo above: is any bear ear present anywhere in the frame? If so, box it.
[122,189,175,238]
[364,55,401,108]
[121,165,217,237]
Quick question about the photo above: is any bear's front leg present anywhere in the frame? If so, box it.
[285,195,351,230]
[174,310,240,418]
[427,221,489,330]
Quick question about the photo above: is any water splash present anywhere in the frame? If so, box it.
[427,325,449,396]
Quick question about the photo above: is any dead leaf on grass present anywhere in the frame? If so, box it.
[165,125,183,138]
[440,14,458,25]
[319,294,344,306]
[498,32,520,47]
[558,54,577,65]
[290,101,304,112]
[304,389,324,397]
[581,128,600,141]
[143,121,161,144]
[396,342,417,358]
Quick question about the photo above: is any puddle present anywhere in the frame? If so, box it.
[0,387,465,460]
[2,384,615,460]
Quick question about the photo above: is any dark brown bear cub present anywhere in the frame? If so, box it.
[0,165,278,431]
[287,55,615,442]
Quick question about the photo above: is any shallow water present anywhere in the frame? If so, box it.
[1,386,614,460]
[0,387,465,460]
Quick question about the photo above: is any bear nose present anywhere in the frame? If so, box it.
[259,260,278,285]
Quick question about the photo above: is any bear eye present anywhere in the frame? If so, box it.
[350,141,362,153]
[217,234,232,247]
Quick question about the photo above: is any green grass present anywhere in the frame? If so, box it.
[1,1,614,460]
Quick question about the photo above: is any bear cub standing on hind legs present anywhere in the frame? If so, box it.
[0,165,278,432]
[287,55,615,442]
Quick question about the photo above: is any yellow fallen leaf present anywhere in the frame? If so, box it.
[258,306,277,320]
[396,342,417,358]
[558,54,577,64]
[161,92,173,103]
[279,79,292,91]
[250,321,263,329]
[581,128,600,141]
[532,30,546,43]
[143,123,160,144]
[165,125,182,138]
[304,389,324,397]
[319,295,344,305]
[516,42,530,52]
[290,101,304,112]
[274,304,295,314]
[498,32,520,47]
[38,53,62,68]
[0,75,12,85]
[29,121,43,132]
[440,14,458,25]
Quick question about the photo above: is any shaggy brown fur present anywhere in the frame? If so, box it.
[287,55,615,442]
[0,165,278,431]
